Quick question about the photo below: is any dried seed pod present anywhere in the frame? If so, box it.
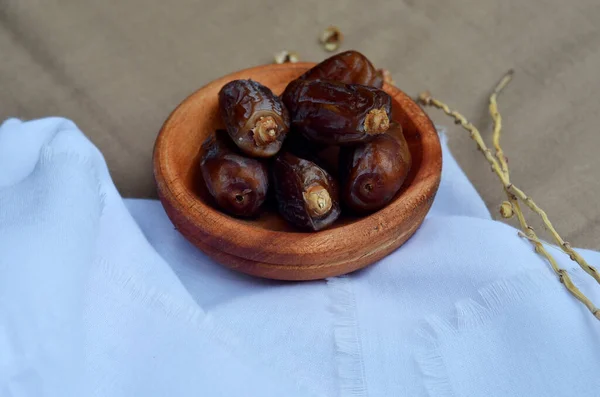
[218,79,290,158]
[200,130,269,217]
[273,50,300,64]
[339,122,411,213]
[282,79,392,145]
[272,152,340,231]
[379,68,394,86]
[299,50,383,88]
[499,201,514,218]
[319,26,343,52]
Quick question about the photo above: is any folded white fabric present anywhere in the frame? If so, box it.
[0,118,598,397]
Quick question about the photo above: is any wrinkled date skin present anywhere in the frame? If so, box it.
[299,50,384,88]
[200,130,269,217]
[272,152,341,231]
[339,123,412,214]
[282,79,392,145]
[219,79,290,157]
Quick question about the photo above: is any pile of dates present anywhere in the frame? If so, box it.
[199,50,412,232]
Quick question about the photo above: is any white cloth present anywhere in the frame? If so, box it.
[0,117,599,397]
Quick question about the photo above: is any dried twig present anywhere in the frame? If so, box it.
[418,77,600,320]
[517,228,600,318]
[489,69,513,175]
[418,89,600,284]
[488,72,600,319]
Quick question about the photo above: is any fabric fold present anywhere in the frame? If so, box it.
[1,117,599,397]
[0,118,321,397]
[415,266,600,396]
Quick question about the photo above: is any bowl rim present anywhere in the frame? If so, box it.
[154,62,442,266]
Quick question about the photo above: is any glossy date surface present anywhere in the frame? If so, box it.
[339,122,411,213]
[282,79,392,145]
[200,130,269,217]
[272,152,340,231]
[218,79,290,157]
[299,50,384,88]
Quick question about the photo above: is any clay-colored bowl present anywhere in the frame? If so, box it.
[153,63,442,280]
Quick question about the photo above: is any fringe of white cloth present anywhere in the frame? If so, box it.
[327,276,368,397]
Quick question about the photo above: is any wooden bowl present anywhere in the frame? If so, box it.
[154,63,442,281]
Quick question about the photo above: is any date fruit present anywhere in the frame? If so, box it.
[339,122,411,213]
[272,152,341,231]
[281,132,329,167]
[282,79,392,145]
[200,130,269,217]
[219,79,290,157]
[299,50,384,88]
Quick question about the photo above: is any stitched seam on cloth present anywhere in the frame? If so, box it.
[327,276,369,397]
[95,257,321,397]
[96,257,206,322]
[414,268,575,397]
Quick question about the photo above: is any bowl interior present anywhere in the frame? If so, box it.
[166,64,426,232]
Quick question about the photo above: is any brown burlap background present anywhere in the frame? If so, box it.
[1,0,598,248]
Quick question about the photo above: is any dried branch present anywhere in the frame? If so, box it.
[418,78,600,320]
[508,183,600,283]
[488,72,600,319]
[489,72,600,284]
[489,69,513,175]
[518,228,600,319]
[418,88,600,284]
